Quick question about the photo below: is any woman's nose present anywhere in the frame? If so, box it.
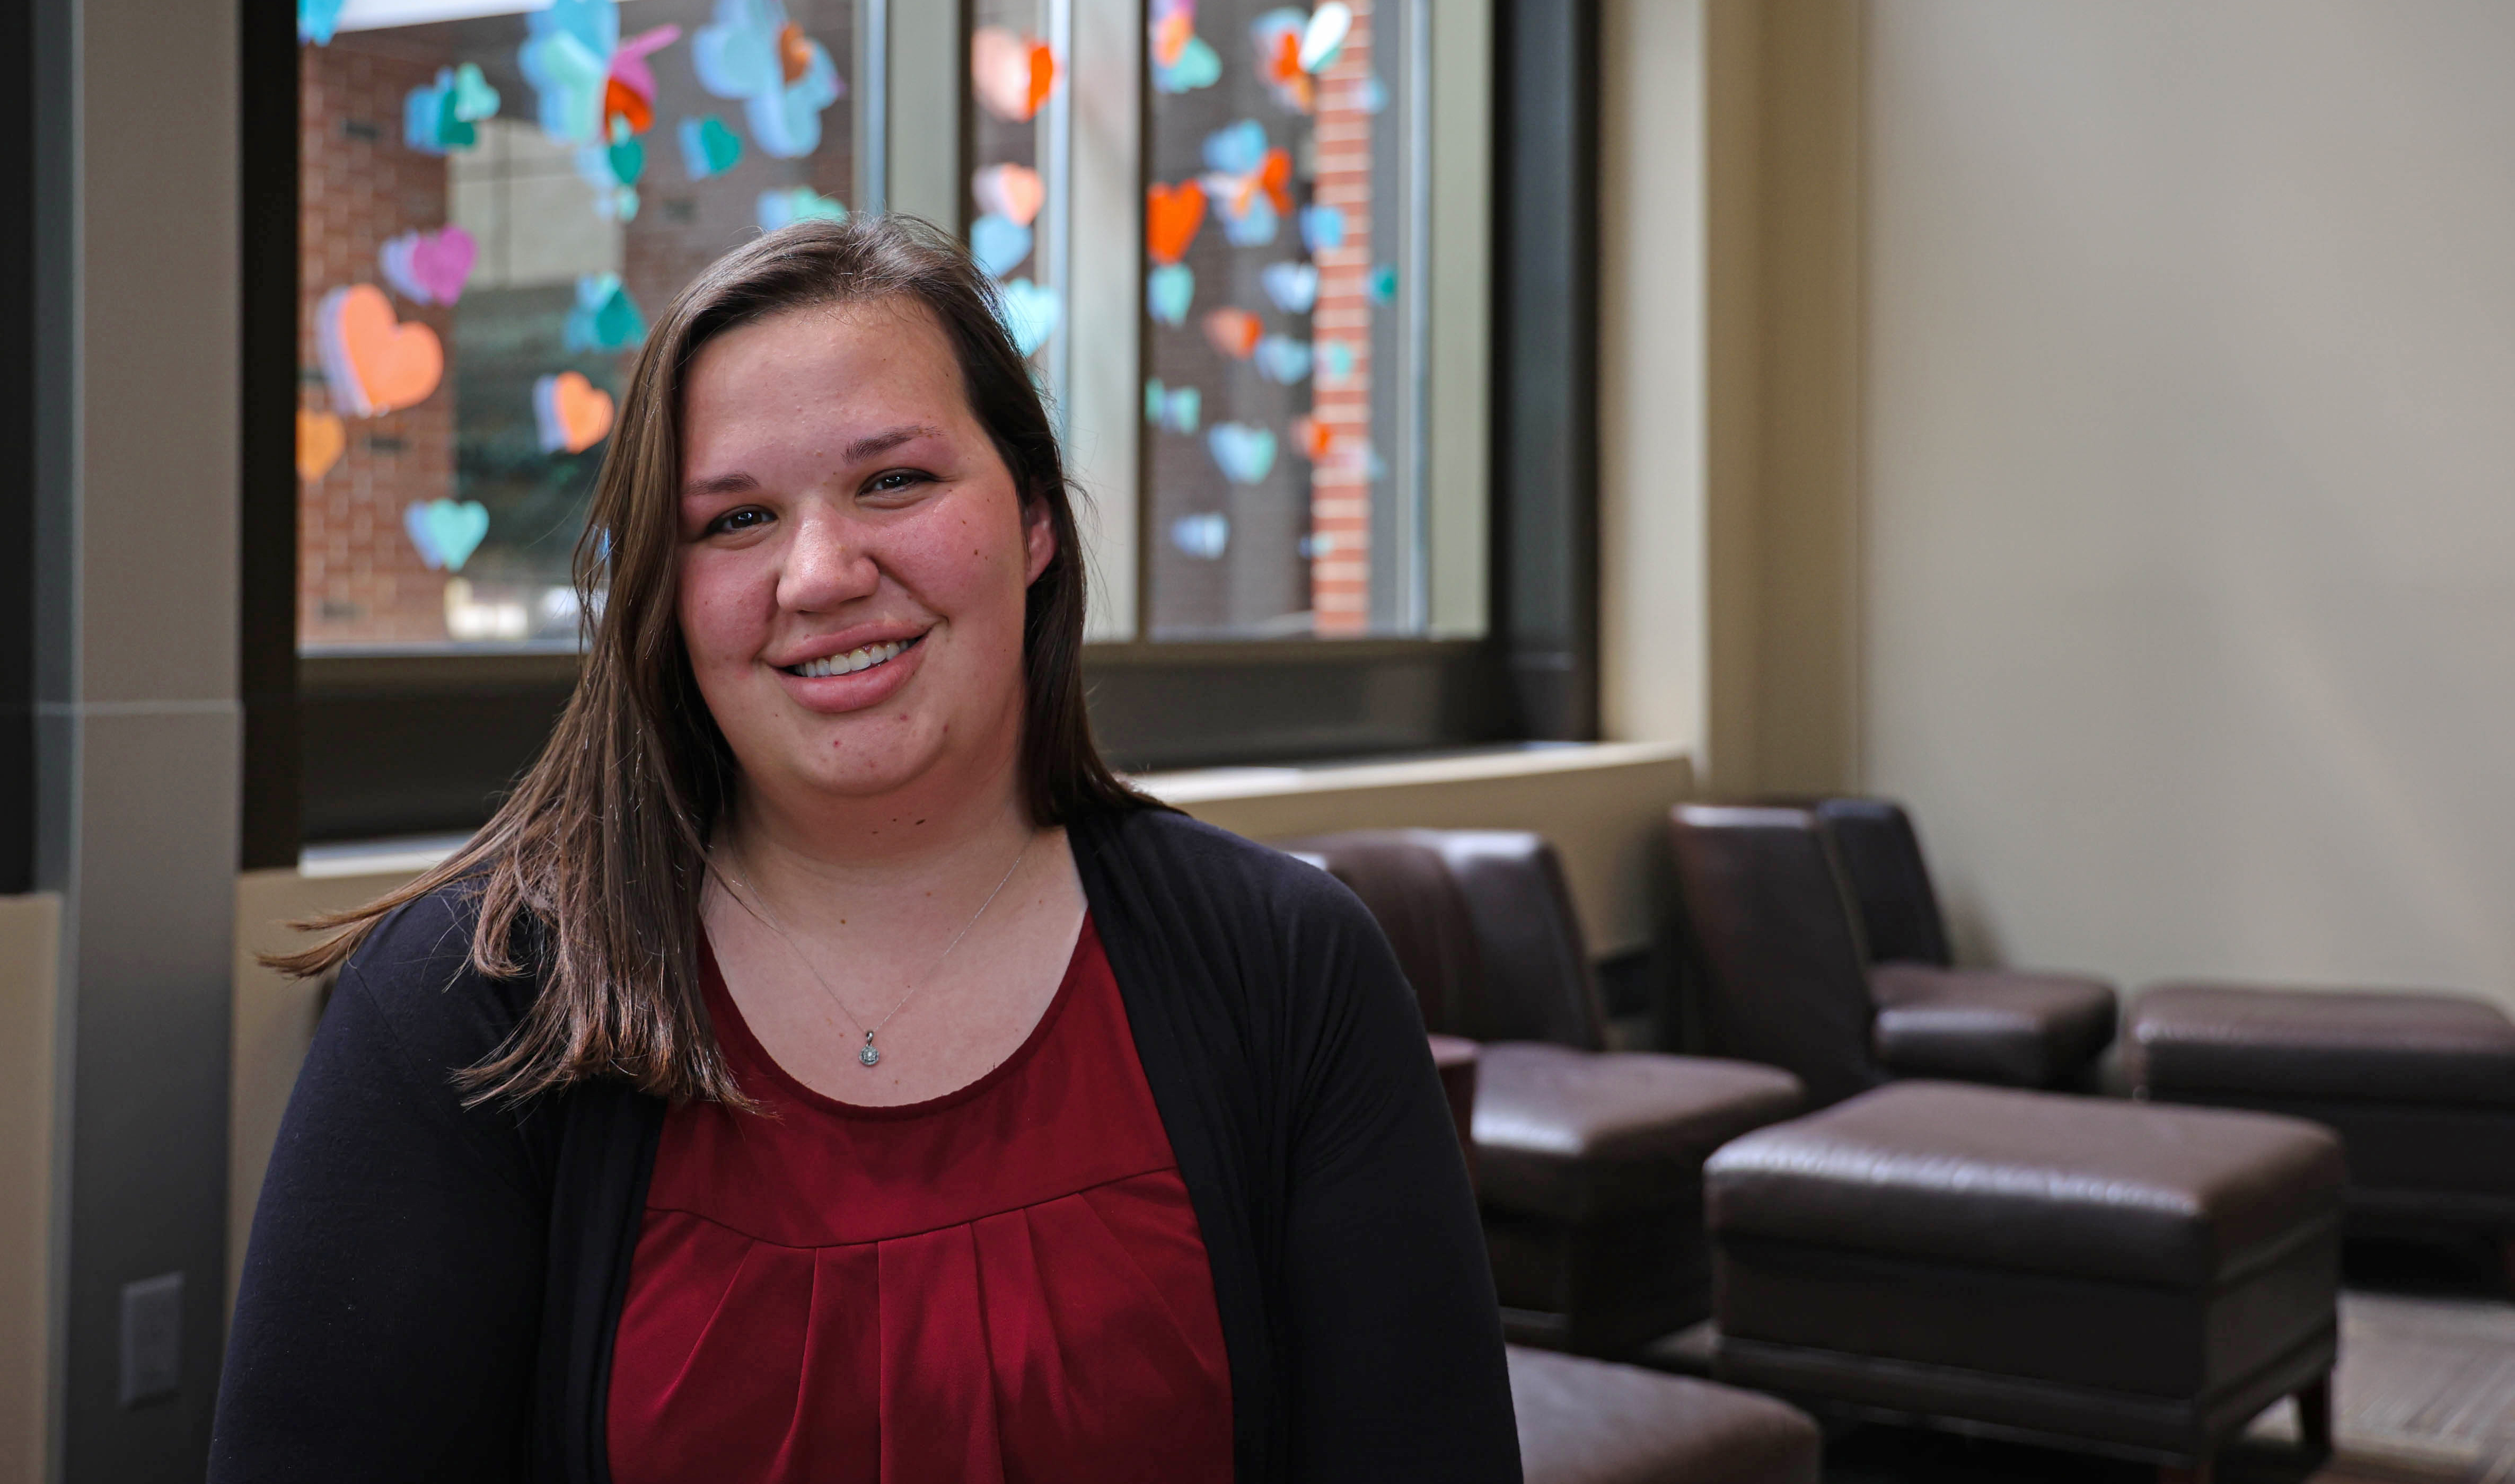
[777,504,881,612]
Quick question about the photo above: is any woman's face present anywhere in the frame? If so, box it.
[675,299,1053,816]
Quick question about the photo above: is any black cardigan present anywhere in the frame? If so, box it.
[210,807,1523,1483]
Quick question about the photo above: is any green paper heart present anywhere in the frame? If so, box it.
[608,136,646,186]
[449,61,500,122]
[681,115,741,179]
[434,89,477,151]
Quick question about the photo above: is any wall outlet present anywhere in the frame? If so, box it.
[118,1271,182,1408]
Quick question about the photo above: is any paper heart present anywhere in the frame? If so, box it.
[520,4,613,144]
[298,0,343,44]
[1151,1,1194,65]
[1146,264,1195,326]
[609,24,682,108]
[1207,423,1277,485]
[1260,260,1319,314]
[1299,204,1346,254]
[1318,338,1357,382]
[1288,413,1336,462]
[449,61,501,122]
[1252,12,1314,112]
[1252,334,1313,385]
[1300,2,1353,73]
[1146,180,1207,266]
[756,187,847,232]
[564,273,647,352]
[999,278,1060,356]
[296,410,345,481]
[971,163,1045,227]
[405,71,479,154]
[1171,513,1230,559]
[318,285,443,417]
[606,135,646,184]
[1353,73,1389,113]
[1369,262,1399,304]
[1202,119,1268,175]
[533,371,615,454]
[678,114,743,179]
[970,213,1033,279]
[1256,147,1294,215]
[1215,191,1279,248]
[1202,309,1263,360]
[694,1,839,158]
[603,78,655,138]
[972,27,1057,122]
[1144,378,1202,434]
[379,225,477,307]
[1153,34,1220,93]
[777,21,814,83]
[404,499,491,573]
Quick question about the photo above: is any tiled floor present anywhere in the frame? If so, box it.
[1822,1240,2515,1484]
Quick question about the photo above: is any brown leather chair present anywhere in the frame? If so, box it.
[1809,796,1954,967]
[1668,805,2116,1108]
[1290,829,1804,1356]
[1427,1038,1823,1484]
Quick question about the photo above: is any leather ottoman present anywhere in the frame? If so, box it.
[2129,984,2515,1260]
[1510,1345,1819,1484]
[1478,1044,1803,1355]
[1706,1083,2343,1481]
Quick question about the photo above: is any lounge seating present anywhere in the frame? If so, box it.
[1668,805,2116,1105]
[1707,1082,2342,1482]
[1423,1035,1823,1484]
[2129,983,2515,1268]
[1294,829,1804,1354]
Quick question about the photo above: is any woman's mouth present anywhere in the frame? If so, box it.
[782,634,924,678]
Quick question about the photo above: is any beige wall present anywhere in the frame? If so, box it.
[1861,1,2515,1017]
[0,895,58,1484]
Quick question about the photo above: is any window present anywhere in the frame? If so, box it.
[294,0,868,651]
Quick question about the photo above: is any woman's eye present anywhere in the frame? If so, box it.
[867,470,930,497]
[708,507,771,535]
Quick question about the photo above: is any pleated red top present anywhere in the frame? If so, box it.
[606,916,1234,1484]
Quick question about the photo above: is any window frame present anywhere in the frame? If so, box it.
[243,0,1596,860]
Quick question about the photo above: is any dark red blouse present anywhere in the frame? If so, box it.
[607,916,1235,1484]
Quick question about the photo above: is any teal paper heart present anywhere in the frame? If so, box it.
[1147,264,1195,326]
[1154,36,1221,93]
[1369,263,1399,304]
[1145,378,1201,434]
[1318,338,1356,382]
[755,188,847,232]
[1208,422,1277,484]
[449,62,500,122]
[404,498,491,573]
[678,115,743,180]
[971,214,1034,279]
[607,136,646,186]
[564,273,647,352]
[999,278,1061,356]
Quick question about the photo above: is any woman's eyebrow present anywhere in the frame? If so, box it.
[680,472,760,501]
[845,424,946,463]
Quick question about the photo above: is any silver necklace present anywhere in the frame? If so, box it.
[717,833,1032,1069]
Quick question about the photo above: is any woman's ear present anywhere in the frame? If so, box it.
[1023,494,1058,586]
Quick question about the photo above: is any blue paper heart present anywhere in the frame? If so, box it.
[1208,422,1277,484]
[1318,338,1356,383]
[1260,261,1319,314]
[299,0,344,44]
[971,213,1034,279]
[1144,378,1202,434]
[999,278,1060,356]
[1219,194,1279,248]
[404,499,491,573]
[449,62,501,122]
[1147,264,1195,326]
[1171,513,1230,560]
[1253,335,1313,385]
[756,187,847,232]
[564,273,647,352]
[678,115,744,179]
[1154,35,1221,93]
[1202,119,1268,175]
[1299,205,1347,255]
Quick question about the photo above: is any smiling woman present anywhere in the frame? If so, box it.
[210,217,1522,1484]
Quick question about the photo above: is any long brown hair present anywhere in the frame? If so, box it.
[272,215,1151,1106]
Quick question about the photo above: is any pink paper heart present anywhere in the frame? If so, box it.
[971,163,1046,227]
[380,225,478,307]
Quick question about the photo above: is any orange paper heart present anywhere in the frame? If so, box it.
[1258,148,1293,215]
[1147,180,1207,266]
[535,370,615,454]
[1202,308,1263,360]
[1289,413,1334,462]
[319,284,443,416]
[296,409,345,480]
[778,22,813,84]
[972,28,1057,122]
[1026,40,1058,116]
[972,163,1046,227]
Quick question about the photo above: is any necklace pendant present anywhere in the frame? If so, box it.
[859,1031,881,1068]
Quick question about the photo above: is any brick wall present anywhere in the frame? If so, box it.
[1308,0,1375,634]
